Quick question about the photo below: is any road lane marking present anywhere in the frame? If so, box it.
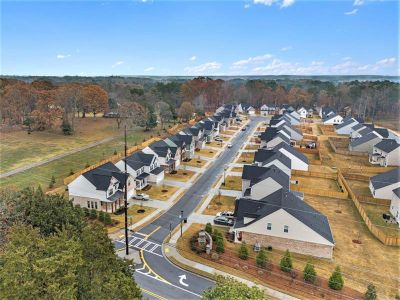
[140,288,167,300]
[178,274,189,287]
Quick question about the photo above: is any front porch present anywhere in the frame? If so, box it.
[101,192,124,213]
[135,172,150,190]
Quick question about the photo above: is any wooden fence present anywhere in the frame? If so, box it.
[327,137,368,157]
[303,134,318,141]
[338,170,400,246]
[341,166,396,174]
[292,169,337,179]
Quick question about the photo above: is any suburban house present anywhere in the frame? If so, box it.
[269,118,287,128]
[274,142,309,171]
[180,125,206,150]
[116,151,165,190]
[284,112,300,126]
[241,165,290,199]
[323,113,343,125]
[390,188,400,227]
[297,107,308,119]
[143,141,177,173]
[260,131,291,149]
[307,108,314,118]
[197,120,216,142]
[260,104,277,116]
[350,123,367,139]
[239,103,256,115]
[279,104,295,115]
[369,139,400,167]
[349,132,382,154]
[319,106,336,119]
[163,138,184,165]
[233,189,335,258]
[335,117,359,135]
[253,149,292,177]
[369,168,400,200]
[278,123,303,141]
[170,134,195,160]
[289,110,301,121]
[68,162,135,212]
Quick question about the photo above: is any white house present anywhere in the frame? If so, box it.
[297,107,308,119]
[274,142,309,171]
[349,132,382,154]
[390,188,400,227]
[68,162,135,212]
[233,189,335,259]
[369,168,400,200]
[279,124,303,141]
[335,117,359,135]
[253,149,292,177]
[319,106,336,119]
[260,104,276,116]
[369,139,400,167]
[143,142,177,173]
[261,132,291,149]
[323,113,343,125]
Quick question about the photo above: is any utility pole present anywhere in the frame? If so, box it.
[124,125,129,256]
[180,210,184,237]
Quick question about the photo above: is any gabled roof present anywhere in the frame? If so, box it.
[253,149,292,169]
[370,168,400,190]
[358,127,373,136]
[125,151,154,170]
[172,133,193,145]
[351,123,365,131]
[242,165,289,188]
[269,119,286,126]
[149,140,171,157]
[261,131,290,144]
[233,189,334,244]
[374,139,400,153]
[374,128,390,139]
[279,124,302,136]
[82,162,126,191]
[393,187,400,198]
[350,132,381,147]
[274,142,309,164]
[336,117,358,130]
[323,113,341,122]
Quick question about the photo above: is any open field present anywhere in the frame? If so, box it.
[291,175,341,192]
[375,118,400,132]
[196,148,218,158]
[0,117,121,173]
[145,184,179,201]
[0,128,155,191]
[108,205,156,234]
[165,169,196,182]
[203,195,236,215]
[235,152,254,164]
[220,175,242,191]
[181,158,208,168]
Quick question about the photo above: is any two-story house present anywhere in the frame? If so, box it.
[369,139,400,167]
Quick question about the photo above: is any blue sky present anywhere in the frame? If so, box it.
[1,0,398,76]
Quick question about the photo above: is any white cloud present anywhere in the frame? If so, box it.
[56,54,71,59]
[244,3,250,9]
[252,59,327,75]
[112,61,124,68]
[253,0,295,8]
[184,62,222,75]
[375,57,396,67]
[231,53,273,69]
[190,56,197,61]
[144,66,155,72]
[281,46,292,52]
[345,8,358,15]
[353,0,364,6]
[281,0,295,8]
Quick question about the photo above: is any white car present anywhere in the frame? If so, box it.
[132,193,149,201]
[227,143,232,148]
[216,211,234,218]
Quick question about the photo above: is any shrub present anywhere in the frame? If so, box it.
[212,229,222,242]
[215,236,225,254]
[205,223,212,235]
[48,175,56,188]
[85,162,90,168]
[113,150,118,155]
[69,169,74,175]
[190,236,197,252]
[61,121,72,135]
[83,207,90,217]
[267,245,272,251]
[256,249,268,269]
[104,213,112,225]
[238,242,248,260]
[304,262,317,284]
[364,283,377,300]
[328,266,344,290]
[89,209,97,220]
[98,211,105,223]
[280,250,293,273]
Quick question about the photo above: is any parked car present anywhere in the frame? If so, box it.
[227,143,232,148]
[132,193,149,201]
[241,127,246,131]
[215,137,223,142]
[306,142,316,149]
[103,112,119,118]
[214,216,234,226]
[216,211,234,218]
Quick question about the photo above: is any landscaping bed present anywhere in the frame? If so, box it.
[145,184,179,201]
[203,195,236,215]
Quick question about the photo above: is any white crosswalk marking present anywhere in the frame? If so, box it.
[121,235,163,257]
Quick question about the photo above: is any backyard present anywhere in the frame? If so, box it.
[291,175,341,192]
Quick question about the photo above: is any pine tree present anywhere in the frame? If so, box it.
[49,175,56,188]
[238,242,248,260]
[303,262,317,283]
[256,249,267,268]
[328,266,344,290]
[205,223,212,235]
[364,283,377,300]
[280,249,293,273]
[215,236,225,254]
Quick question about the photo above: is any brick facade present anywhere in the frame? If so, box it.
[241,231,333,259]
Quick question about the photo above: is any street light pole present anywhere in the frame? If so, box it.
[180,210,183,237]
[124,125,129,256]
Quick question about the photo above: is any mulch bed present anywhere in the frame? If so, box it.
[197,250,363,300]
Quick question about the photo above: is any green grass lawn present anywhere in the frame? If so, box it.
[0,128,157,191]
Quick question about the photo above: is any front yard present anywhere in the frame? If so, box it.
[291,175,341,192]
[108,205,156,234]
[203,195,236,215]
[219,175,242,191]
[244,144,259,150]
[165,169,196,182]
[182,158,208,168]
[196,148,218,158]
[145,184,179,201]
[207,141,224,148]
[235,152,255,164]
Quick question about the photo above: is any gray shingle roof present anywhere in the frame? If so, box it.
[82,162,126,191]
[253,149,292,169]
[350,132,381,147]
[370,168,400,190]
[233,189,334,244]
[125,151,154,170]
[242,165,289,189]
[351,123,365,131]
[336,118,358,130]
[374,139,400,153]
[393,187,400,198]
[374,128,390,138]
[274,142,309,164]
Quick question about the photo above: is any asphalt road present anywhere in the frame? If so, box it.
[117,116,264,299]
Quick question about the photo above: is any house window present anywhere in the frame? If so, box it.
[95,202,98,210]
[87,201,90,208]
[91,201,94,209]
[284,225,289,233]
[267,223,272,230]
